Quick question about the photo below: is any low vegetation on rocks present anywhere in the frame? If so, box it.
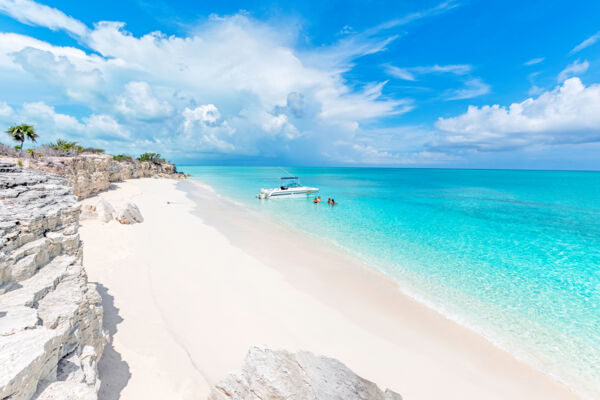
[136,152,165,163]
[112,154,134,162]
[1,124,174,166]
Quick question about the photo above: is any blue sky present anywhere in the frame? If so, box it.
[0,0,599,169]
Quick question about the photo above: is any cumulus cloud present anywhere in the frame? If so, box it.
[0,0,88,36]
[0,101,129,146]
[183,104,222,129]
[433,78,600,151]
[0,9,412,159]
[444,78,490,100]
[11,47,105,103]
[0,0,480,165]
[557,59,589,82]
[181,104,237,151]
[0,101,14,118]
[84,114,130,140]
[570,31,600,54]
[116,81,174,120]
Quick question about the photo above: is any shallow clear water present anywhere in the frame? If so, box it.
[180,166,600,396]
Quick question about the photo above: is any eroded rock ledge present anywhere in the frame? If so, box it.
[210,346,403,400]
[3,154,185,199]
[0,162,107,400]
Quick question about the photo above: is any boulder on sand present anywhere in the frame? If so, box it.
[115,203,143,225]
[210,346,402,400]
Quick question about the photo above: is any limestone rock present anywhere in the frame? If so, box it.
[0,163,107,400]
[210,346,403,400]
[115,203,143,224]
[1,154,184,199]
[80,199,116,223]
[96,199,116,223]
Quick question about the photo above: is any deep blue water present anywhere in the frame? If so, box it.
[180,166,600,396]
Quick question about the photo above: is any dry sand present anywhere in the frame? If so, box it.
[78,178,577,400]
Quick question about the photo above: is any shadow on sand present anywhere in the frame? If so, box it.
[96,283,131,400]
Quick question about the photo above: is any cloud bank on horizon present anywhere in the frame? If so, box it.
[0,0,599,168]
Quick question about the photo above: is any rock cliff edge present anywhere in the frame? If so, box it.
[3,154,184,199]
[0,162,107,400]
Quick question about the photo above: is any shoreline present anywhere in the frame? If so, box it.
[80,178,577,399]
[181,178,587,398]
[180,178,582,399]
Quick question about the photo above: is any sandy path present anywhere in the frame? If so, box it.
[79,178,577,399]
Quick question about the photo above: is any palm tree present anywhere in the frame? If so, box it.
[6,124,38,154]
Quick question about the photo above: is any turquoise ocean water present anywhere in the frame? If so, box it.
[180,166,600,396]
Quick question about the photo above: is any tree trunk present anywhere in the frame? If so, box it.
[20,138,24,154]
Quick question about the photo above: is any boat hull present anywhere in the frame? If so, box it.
[258,187,319,199]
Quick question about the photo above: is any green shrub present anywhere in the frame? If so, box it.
[82,147,104,154]
[137,152,165,163]
[49,139,83,154]
[113,154,133,162]
[27,148,35,158]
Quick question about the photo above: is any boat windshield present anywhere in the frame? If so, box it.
[280,176,300,188]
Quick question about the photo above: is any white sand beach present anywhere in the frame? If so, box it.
[79,178,577,400]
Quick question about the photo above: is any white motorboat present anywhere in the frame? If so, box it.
[257,176,319,199]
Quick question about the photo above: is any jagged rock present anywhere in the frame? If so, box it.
[210,346,403,400]
[96,200,116,223]
[0,163,107,400]
[115,203,143,225]
[2,154,185,199]
[80,199,116,223]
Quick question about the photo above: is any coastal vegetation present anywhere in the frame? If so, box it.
[137,152,165,163]
[113,154,134,162]
[6,124,38,154]
[1,125,171,165]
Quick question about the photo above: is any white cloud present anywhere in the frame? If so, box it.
[444,78,490,100]
[181,104,236,151]
[570,31,600,54]
[385,65,416,81]
[524,57,544,66]
[183,104,221,129]
[11,47,105,103]
[84,114,130,140]
[433,78,600,151]
[0,101,14,118]
[557,59,589,82]
[21,101,83,133]
[386,63,471,81]
[116,81,173,120]
[412,64,471,75]
[0,0,88,37]
[0,0,463,163]
[261,113,299,139]
[0,33,105,70]
[261,113,287,132]
[0,101,129,146]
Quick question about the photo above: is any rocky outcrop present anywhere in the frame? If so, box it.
[210,346,403,400]
[114,203,143,225]
[3,154,185,199]
[0,162,106,400]
[82,199,143,225]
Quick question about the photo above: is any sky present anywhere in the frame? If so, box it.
[0,0,599,169]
